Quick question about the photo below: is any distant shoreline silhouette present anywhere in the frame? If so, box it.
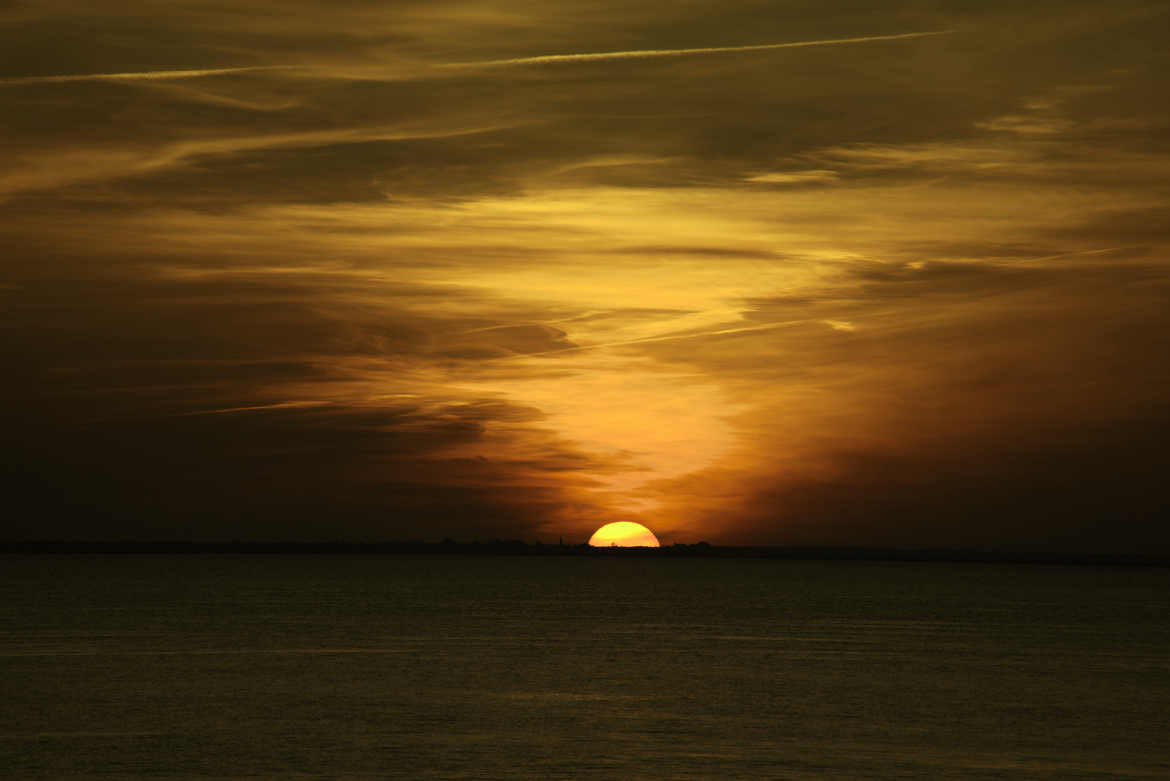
[3,540,1167,566]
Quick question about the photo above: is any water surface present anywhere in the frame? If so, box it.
[3,555,1168,779]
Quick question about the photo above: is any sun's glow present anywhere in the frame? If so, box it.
[588,521,661,547]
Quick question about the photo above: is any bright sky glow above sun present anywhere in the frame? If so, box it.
[2,0,1168,551]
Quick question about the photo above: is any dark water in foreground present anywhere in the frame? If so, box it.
[3,556,1169,779]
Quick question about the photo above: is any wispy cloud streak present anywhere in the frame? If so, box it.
[440,30,956,69]
[0,122,524,196]
[0,65,294,86]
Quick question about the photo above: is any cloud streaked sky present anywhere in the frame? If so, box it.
[3,0,1168,549]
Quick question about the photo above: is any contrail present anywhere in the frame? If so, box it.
[0,65,294,86]
[441,30,955,69]
[178,400,332,417]
[510,319,807,360]
[0,31,955,86]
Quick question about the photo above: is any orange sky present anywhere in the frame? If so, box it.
[2,1,1169,550]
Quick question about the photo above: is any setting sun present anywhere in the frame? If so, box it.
[588,522,661,547]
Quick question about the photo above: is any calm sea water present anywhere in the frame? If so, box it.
[3,555,1169,779]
